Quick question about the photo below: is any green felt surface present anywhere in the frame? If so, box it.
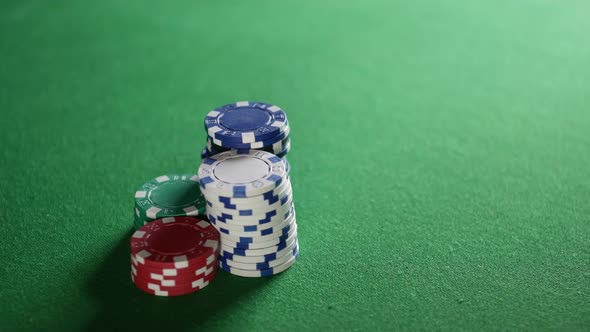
[1,0,589,331]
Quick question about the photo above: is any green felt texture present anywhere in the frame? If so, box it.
[1,0,589,331]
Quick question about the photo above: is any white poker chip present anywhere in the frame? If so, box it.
[198,150,288,198]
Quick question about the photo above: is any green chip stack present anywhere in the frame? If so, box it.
[133,174,207,229]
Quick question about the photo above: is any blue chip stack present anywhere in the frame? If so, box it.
[197,102,298,277]
[201,101,291,173]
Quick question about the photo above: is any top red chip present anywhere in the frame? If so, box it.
[130,216,220,268]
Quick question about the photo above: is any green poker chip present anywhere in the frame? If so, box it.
[133,214,145,230]
[134,174,206,227]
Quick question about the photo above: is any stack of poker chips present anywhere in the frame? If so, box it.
[134,174,207,230]
[127,101,298,297]
[198,151,298,277]
[200,101,291,169]
[129,216,220,296]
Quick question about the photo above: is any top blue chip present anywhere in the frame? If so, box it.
[205,101,288,144]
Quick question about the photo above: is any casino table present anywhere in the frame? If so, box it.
[1,0,589,331]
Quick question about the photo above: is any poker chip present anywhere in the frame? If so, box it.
[208,205,294,228]
[202,137,291,161]
[220,240,299,263]
[209,124,291,150]
[221,225,298,250]
[201,147,209,160]
[219,243,299,270]
[215,213,296,241]
[130,250,218,279]
[134,174,206,228]
[204,101,288,144]
[206,197,294,228]
[209,208,295,231]
[131,272,215,297]
[129,216,220,296]
[206,192,294,217]
[207,136,291,156]
[218,225,295,247]
[220,233,298,256]
[131,261,218,286]
[205,185,292,210]
[275,140,290,159]
[131,216,219,267]
[198,150,288,198]
[204,176,292,208]
[219,252,299,278]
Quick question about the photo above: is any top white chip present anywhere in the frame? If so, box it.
[198,150,288,198]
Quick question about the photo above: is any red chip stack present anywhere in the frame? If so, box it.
[129,216,220,296]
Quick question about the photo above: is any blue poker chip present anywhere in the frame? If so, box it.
[208,123,290,150]
[206,202,292,225]
[218,223,293,243]
[205,176,291,210]
[206,184,293,213]
[221,227,297,250]
[207,136,290,156]
[208,204,294,227]
[219,239,299,263]
[220,235,297,256]
[274,141,290,159]
[200,147,210,159]
[214,211,295,239]
[205,138,290,161]
[209,207,295,231]
[205,101,288,144]
[219,244,299,270]
[219,250,299,277]
[207,142,229,155]
[205,187,293,213]
[208,205,294,226]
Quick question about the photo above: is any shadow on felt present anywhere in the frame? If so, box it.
[83,229,270,331]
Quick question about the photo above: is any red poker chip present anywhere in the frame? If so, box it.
[132,266,218,289]
[130,216,220,268]
[132,271,216,297]
[130,248,219,276]
[131,257,217,281]
[132,269,218,290]
[131,250,219,276]
[132,261,219,285]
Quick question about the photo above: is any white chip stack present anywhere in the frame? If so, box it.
[198,150,299,277]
